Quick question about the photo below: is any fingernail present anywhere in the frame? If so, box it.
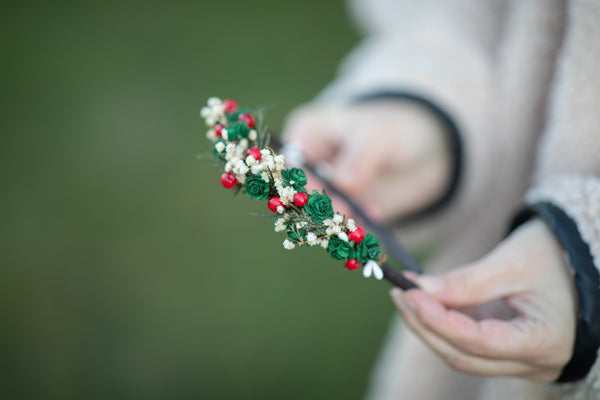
[417,276,444,295]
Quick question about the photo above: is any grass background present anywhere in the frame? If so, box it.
[1,2,400,399]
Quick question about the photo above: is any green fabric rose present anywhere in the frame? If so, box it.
[305,190,334,223]
[245,175,270,200]
[225,121,249,141]
[327,237,355,261]
[355,234,382,263]
[281,168,307,192]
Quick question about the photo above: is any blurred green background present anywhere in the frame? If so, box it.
[1,2,399,399]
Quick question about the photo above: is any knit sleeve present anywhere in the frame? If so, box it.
[520,0,600,396]
[308,0,512,242]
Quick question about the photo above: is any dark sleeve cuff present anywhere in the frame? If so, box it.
[352,91,463,223]
[511,202,600,383]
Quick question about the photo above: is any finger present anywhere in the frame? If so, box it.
[403,289,538,361]
[390,289,538,378]
[415,252,533,309]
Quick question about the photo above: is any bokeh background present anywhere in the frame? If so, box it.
[1,2,401,399]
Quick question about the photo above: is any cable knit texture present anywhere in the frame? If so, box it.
[311,0,600,399]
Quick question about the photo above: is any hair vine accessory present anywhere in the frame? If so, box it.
[201,97,419,290]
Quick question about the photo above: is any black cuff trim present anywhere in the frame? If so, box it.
[352,91,463,223]
[511,202,600,383]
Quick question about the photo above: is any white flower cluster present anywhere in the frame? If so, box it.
[322,213,346,238]
[219,139,252,184]
[201,97,226,128]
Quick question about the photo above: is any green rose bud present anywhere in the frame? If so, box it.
[327,237,355,261]
[305,190,334,223]
[225,121,249,141]
[282,168,307,192]
[245,175,270,200]
[355,233,382,263]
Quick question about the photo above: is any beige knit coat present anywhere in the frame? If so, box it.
[314,0,600,399]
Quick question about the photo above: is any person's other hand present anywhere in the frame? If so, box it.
[391,220,578,381]
[282,101,451,222]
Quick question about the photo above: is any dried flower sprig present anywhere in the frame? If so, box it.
[201,97,387,279]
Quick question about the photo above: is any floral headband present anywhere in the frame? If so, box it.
[201,97,419,290]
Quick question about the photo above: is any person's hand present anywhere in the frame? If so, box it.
[282,101,451,222]
[391,219,578,381]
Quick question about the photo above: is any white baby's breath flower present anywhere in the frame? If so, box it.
[322,219,333,227]
[278,186,296,205]
[248,130,257,141]
[215,142,226,153]
[265,157,275,171]
[236,164,249,175]
[260,149,271,159]
[251,164,263,175]
[224,162,233,172]
[283,239,295,250]
[260,171,270,182]
[221,129,228,140]
[206,116,216,127]
[337,232,349,242]
[272,176,284,190]
[237,174,246,184]
[200,107,211,118]
[274,154,285,170]
[306,232,317,245]
[207,97,221,107]
[226,143,235,154]
[274,218,286,232]
[331,225,342,235]
[276,205,285,214]
[346,219,357,232]
[319,239,329,249]
[206,129,217,141]
[333,213,344,225]
[246,156,257,166]
[296,221,308,229]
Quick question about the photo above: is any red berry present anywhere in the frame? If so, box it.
[220,172,238,189]
[223,99,238,113]
[293,192,308,207]
[238,112,255,128]
[245,146,262,161]
[345,258,360,271]
[268,196,284,213]
[348,226,366,243]
[214,124,224,138]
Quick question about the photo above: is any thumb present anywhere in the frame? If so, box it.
[415,251,530,308]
